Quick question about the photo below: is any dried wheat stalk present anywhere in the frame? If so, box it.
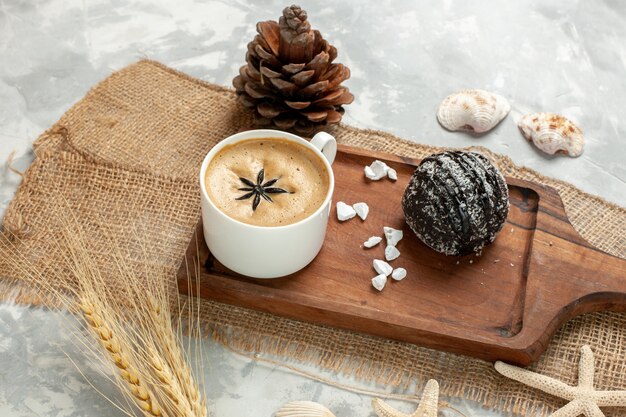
[81,298,163,416]
[146,296,208,417]
[0,217,208,417]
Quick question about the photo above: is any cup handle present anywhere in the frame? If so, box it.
[310,132,337,165]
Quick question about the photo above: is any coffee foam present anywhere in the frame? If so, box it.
[205,138,330,227]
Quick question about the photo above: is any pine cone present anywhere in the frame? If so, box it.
[233,5,354,134]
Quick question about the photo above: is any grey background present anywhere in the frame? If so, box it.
[1,0,625,416]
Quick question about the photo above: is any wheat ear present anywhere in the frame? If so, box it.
[80,300,163,417]
[1,211,208,417]
[147,296,208,417]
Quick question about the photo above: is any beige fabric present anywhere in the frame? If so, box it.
[1,60,625,417]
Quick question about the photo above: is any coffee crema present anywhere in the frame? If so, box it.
[204,138,330,227]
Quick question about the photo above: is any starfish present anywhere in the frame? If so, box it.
[495,345,626,417]
[372,379,439,417]
[235,168,289,211]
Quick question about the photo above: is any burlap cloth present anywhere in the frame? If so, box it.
[1,60,625,417]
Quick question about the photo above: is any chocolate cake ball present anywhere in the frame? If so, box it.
[402,151,509,256]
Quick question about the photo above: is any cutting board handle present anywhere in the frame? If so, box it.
[502,179,626,364]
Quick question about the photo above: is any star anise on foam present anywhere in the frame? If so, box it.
[236,169,290,211]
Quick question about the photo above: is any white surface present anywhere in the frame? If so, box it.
[1,0,624,207]
[1,0,626,416]
[0,304,498,417]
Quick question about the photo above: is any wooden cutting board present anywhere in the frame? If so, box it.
[178,144,626,365]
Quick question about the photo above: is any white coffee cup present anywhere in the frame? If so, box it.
[199,129,337,278]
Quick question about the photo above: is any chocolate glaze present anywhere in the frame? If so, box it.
[402,151,509,256]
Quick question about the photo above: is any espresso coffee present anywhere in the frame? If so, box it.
[204,138,330,227]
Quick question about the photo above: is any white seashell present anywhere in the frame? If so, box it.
[364,236,382,248]
[275,401,336,417]
[364,160,389,180]
[372,274,387,291]
[437,89,510,133]
[387,167,397,181]
[518,112,584,157]
[391,268,407,281]
[383,227,403,247]
[336,201,356,221]
[373,259,393,276]
[353,202,369,220]
[385,245,401,261]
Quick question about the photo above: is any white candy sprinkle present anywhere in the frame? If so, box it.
[364,160,389,180]
[383,227,403,247]
[371,160,389,174]
[353,202,369,221]
[387,168,397,181]
[363,236,382,248]
[391,268,407,281]
[364,166,377,179]
[371,274,387,291]
[336,201,356,221]
[373,259,393,276]
[385,245,401,261]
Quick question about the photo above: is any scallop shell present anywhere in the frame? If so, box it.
[437,89,510,133]
[275,401,336,417]
[518,112,584,157]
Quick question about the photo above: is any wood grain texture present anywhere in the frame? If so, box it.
[178,145,626,365]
